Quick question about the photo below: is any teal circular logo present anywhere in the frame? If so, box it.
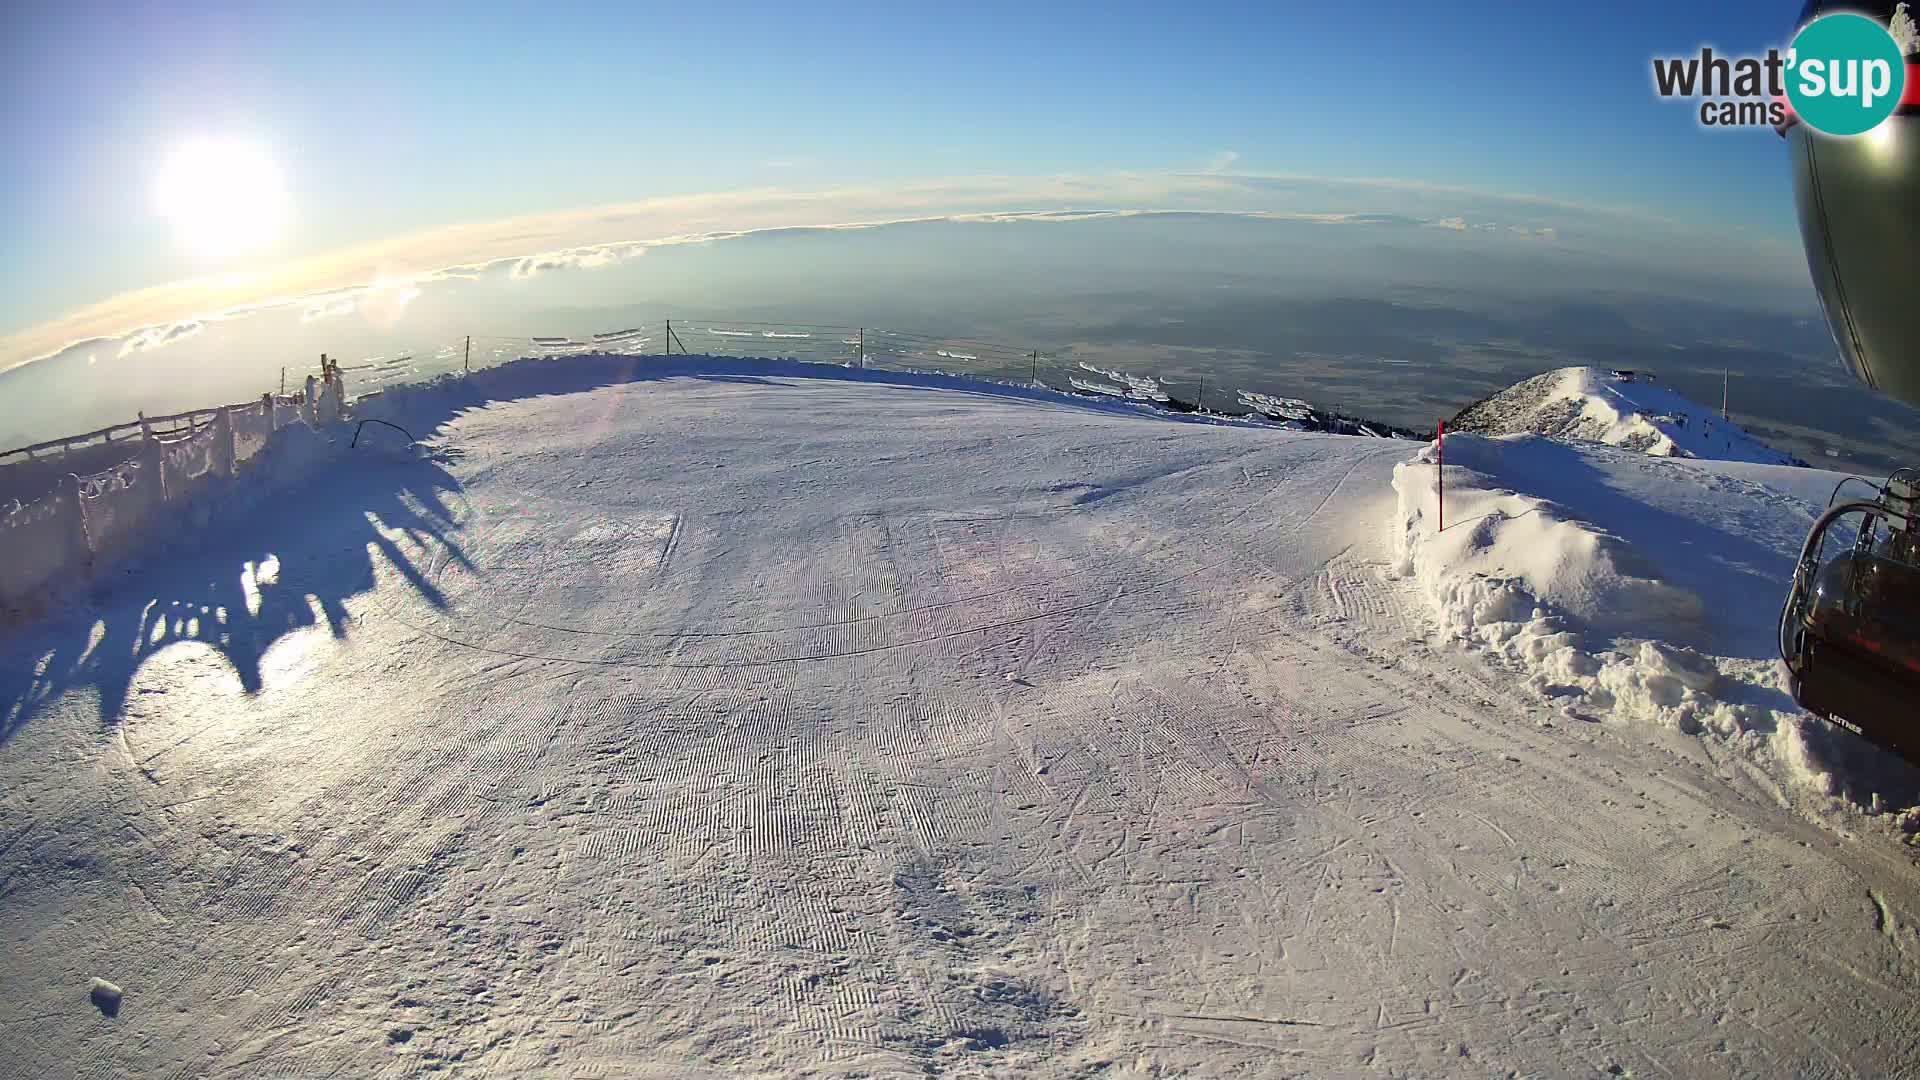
[1788,13,1906,136]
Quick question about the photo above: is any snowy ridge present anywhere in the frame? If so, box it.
[357,351,1272,432]
[1391,432,1914,820]
[1451,366,1804,466]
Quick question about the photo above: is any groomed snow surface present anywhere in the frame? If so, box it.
[2,355,1918,1078]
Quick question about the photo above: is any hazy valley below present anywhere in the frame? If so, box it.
[5,212,1908,472]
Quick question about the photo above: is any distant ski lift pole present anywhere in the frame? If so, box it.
[1437,417,1445,532]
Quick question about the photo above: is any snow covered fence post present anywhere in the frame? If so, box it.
[319,360,346,425]
[64,473,90,571]
[1437,417,1445,533]
[210,407,236,477]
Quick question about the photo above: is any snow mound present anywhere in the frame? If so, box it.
[1451,366,1802,466]
[1390,432,1918,815]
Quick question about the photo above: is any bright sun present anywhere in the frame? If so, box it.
[153,137,290,258]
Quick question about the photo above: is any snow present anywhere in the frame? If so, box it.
[1451,365,1804,466]
[1,483,91,608]
[1238,390,1315,422]
[1,355,1917,1077]
[1,405,351,628]
[1391,431,1917,817]
[87,978,124,1017]
[1067,375,1127,397]
[1069,362,1169,403]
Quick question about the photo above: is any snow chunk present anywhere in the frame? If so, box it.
[88,977,123,1017]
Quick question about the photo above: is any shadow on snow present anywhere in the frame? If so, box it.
[0,351,1255,748]
[0,451,467,746]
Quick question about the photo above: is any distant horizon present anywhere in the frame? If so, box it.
[0,170,1814,379]
[2,1,1876,470]
[4,208,1893,478]
[5,2,1812,332]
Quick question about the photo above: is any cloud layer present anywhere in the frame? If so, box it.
[0,171,1805,376]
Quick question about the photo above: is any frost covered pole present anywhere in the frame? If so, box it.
[464,335,471,374]
[859,328,865,368]
[1437,417,1445,532]
[66,473,92,567]
[210,408,236,477]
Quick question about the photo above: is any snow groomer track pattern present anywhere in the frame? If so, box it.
[2,363,1916,1079]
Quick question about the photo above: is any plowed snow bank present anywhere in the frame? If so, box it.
[1390,433,1919,821]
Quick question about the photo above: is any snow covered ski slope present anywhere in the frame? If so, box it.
[1,357,1916,1078]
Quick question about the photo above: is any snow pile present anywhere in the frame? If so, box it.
[1451,366,1802,465]
[1237,390,1315,424]
[1391,447,1705,647]
[1072,361,1169,403]
[1390,432,1915,812]
[1067,374,1127,397]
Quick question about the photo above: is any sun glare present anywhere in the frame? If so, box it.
[153,137,290,258]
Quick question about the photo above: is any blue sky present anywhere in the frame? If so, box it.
[3,0,1809,347]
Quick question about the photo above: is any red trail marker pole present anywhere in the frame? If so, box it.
[1437,417,1445,532]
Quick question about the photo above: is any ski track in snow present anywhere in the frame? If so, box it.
[1,363,1918,1078]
